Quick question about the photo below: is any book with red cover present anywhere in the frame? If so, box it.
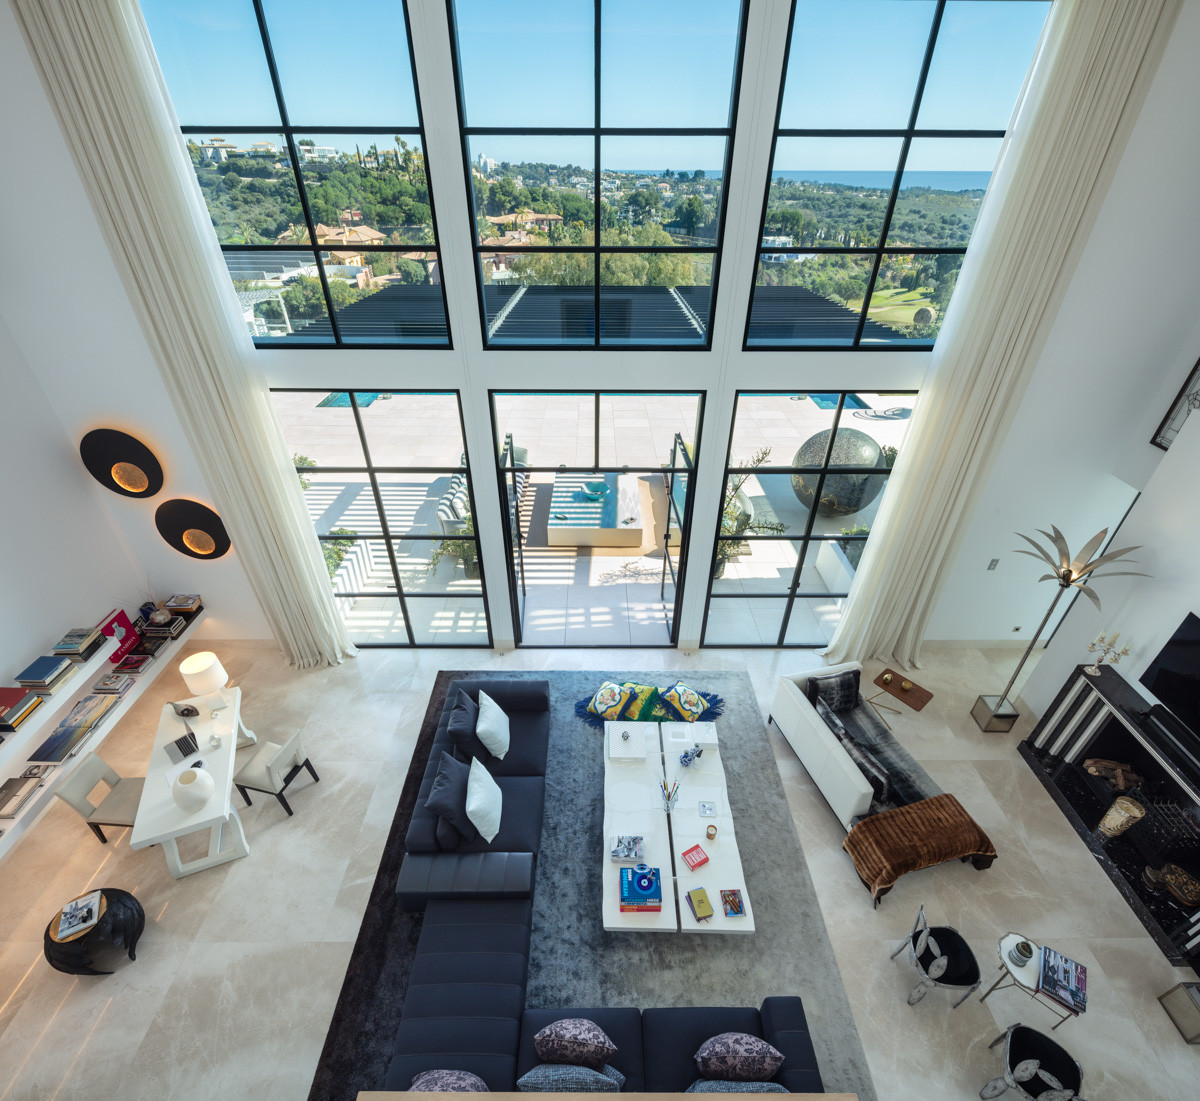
[0,687,44,732]
[682,843,709,870]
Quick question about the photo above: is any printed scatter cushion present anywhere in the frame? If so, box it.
[587,681,634,722]
[424,751,479,846]
[813,696,846,736]
[465,756,503,843]
[661,681,706,722]
[475,689,510,759]
[447,689,490,761]
[516,1064,625,1092]
[686,1082,788,1094]
[828,723,891,804]
[534,1018,619,1070]
[805,669,860,714]
[693,1033,785,1082]
[620,682,660,721]
[409,1069,490,1092]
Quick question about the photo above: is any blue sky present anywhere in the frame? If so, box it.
[140,0,1048,172]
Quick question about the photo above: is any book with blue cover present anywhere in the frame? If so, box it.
[16,655,72,686]
[619,865,661,911]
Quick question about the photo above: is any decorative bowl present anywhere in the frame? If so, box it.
[1008,941,1034,967]
[582,479,609,500]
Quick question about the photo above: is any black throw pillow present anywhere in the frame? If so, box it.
[424,751,479,844]
[806,669,860,713]
[447,689,491,762]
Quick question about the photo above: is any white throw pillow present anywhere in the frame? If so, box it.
[466,757,503,843]
[475,690,510,760]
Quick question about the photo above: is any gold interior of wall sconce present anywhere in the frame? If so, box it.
[111,461,150,494]
[182,528,217,555]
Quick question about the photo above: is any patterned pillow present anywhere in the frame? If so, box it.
[517,1064,625,1092]
[694,1033,785,1082]
[813,697,846,736]
[829,725,891,804]
[621,682,660,721]
[805,669,860,713]
[534,1018,618,1070]
[587,682,634,722]
[686,1082,788,1094]
[410,1069,489,1092]
[661,681,706,722]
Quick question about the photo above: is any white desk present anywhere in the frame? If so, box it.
[130,689,256,878]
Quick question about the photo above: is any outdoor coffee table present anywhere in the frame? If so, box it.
[980,932,1081,1029]
[602,720,754,934]
[866,668,933,728]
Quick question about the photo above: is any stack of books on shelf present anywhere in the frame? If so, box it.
[619,865,662,913]
[28,693,118,763]
[113,653,154,676]
[0,774,44,819]
[50,625,105,664]
[143,615,186,640]
[91,673,134,696]
[0,687,44,734]
[16,655,77,698]
[164,594,203,622]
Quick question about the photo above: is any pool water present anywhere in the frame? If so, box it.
[809,393,868,410]
[317,392,388,408]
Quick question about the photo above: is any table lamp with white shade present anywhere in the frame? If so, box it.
[179,651,230,717]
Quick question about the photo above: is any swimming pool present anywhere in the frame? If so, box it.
[808,393,868,410]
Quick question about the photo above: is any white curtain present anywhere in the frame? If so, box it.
[10,0,357,668]
[823,0,1181,667]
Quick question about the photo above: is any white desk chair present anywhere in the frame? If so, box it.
[56,754,146,844]
[232,731,318,817]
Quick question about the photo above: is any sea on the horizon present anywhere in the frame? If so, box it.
[612,167,990,192]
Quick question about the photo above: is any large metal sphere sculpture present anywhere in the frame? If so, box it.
[790,429,887,517]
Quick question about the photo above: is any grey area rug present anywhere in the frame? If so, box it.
[451,669,877,1101]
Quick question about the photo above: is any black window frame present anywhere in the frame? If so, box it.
[173,0,453,350]
[701,388,917,648]
[744,0,1026,352]
[271,389,492,648]
[447,0,750,351]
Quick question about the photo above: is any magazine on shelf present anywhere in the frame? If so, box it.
[610,835,645,862]
[0,775,43,819]
[57,890,102,939]
[1037,946,1087,1014]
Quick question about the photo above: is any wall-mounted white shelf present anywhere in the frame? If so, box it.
[0,610,206,864]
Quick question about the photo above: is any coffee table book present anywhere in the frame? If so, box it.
[57,890,102,938]
[682,843,709,870]
[610,835,644,862]
[0,688,44,732]
[1037,946,1087,1014]
[686,887,714,922]
[15,655,73,687]
[0,775,43,819]
[31,664,79,697]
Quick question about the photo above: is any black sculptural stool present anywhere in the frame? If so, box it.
[43,888,145,976]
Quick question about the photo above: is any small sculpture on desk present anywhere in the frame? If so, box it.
[679,744,703,768]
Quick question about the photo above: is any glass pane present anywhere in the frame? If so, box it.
[703,597,786,646]
[296,134,434,244]
[227,254,335,342]
[862,254,963,344]
[190,136,302,244]
[849,392,917,457]
[783,595,843,646]
[746,255,873,347]
[482,254,595,345]
[492,394,596,468]
[600,254,711,346]
[468,137,595,245]
[600,0,742,128]
[886,139,1001,248]
[261,0,419,126]
[602,138,726,244]
[918,1,1050,130]
[728,393,837,467]
[453,0,594,127]
[271,390,367,465]
[780,1,936,129]
[599,394,700,468]
[724,472,811,538]
[328,538,393,593]
[379,473,473,536]
[408,597,490,645]
[803,471,889,533]
[141,0,279,126]
[357,393,464,467]
[804,536,863,589]
[300,473,379,534]
[320,253,447,345]
[767,138,902,249]
[337,595,409,644]
[394,540,482,594]
[712,539,800,595]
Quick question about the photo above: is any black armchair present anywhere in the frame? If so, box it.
[980,1024,1084,1100]
[889,902,981,1007]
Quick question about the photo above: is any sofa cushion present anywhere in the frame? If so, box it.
[409,1069,489,1091]
[534,1018,618,1070]
[466,758,503,842]
[759,996,823,1094]
[686,1082,788,1094]
[694,1034,785,1082]
[641,1008,762,1093]
[425,752,479,845]
[587,681,634,722]
[830,725,891,804]
[519,1008,644,1092]
[448,690,491,763]
[806,669,860,713]
[385,1016,521,1092]
[455,777,545,854]
[813,697,846,736]
[621,683,660,721]
[436,814,465,852]
[661,681,707,722]
[476,691,511,759]
[517,1064,625,1092]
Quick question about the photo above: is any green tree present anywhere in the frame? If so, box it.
[488,177,520,215]
[692,169,706,182]
[676,195,707,236]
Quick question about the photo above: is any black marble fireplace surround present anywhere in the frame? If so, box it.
[1019,665,1200,969]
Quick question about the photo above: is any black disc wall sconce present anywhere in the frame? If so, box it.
[155,499,231,559]
[79,428,164,498]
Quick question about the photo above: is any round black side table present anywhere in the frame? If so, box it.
[43,888,145,975]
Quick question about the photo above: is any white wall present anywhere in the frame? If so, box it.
[927,0,1200,644]
[0,1,269,642]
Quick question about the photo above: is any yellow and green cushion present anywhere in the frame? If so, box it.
[661,681,707,722]
[621,682,660,721]
[586,680,634,721]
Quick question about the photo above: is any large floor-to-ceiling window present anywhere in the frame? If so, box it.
[744,0,1049,348]
[448,0,748,348]
[703,391,916,646]
[141,0,451,346]
[270,390,490,646]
